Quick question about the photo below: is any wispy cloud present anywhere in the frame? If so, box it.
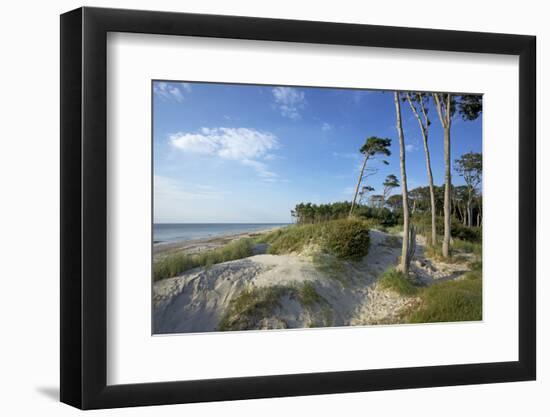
[272,87,306,120]
[154,82,191,102]
[405,144,417,152]
[154,175,223,201]
[169,127,280,180]
[333,152,360,160]
[321,122,332,131]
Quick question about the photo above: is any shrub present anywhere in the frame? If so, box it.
[324,219,370,260]
[412,214,482,243]
[451,222,482,243]
[153,238,254,281]
[259,219,370,261]
[355,206,398,226]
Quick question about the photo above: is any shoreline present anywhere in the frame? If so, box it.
[153,225,286,259]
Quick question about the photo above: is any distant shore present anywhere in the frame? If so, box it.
[153,225,285,260]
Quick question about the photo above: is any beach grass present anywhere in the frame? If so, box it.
[257,218,370,261]
[377,263,482,323]
[153,238,254,281]
[406,267,482,323]
[218,285,288,331]
[378,268,419,296]
[312,252,351,287]
[218,281,330,331]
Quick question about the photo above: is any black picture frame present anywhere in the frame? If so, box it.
[60,6,536,410]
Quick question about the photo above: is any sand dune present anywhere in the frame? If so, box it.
[153,230,471,334]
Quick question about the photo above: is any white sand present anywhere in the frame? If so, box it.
[153,230,473,334]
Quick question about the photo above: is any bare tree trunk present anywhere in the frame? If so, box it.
[443,126,452,256]
[349,155,369,217]
[394,92,411,276]
[467,199,472,227]
[433,93,452,258]
[406,93,437,246]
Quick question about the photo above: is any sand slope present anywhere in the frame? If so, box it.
[153,230,471,334]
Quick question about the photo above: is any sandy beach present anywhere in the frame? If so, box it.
[153,225,284,260]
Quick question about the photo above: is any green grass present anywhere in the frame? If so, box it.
[386,224,404,235]
[153,238,254,281]
[377,262,482,324]
[312,252,350,287]
[378,268,419,296]
[452,239,482,255]
[256,219,370,261]
[218,281,330,331]
[424,238,481,263]
[299,281,323,307]
[218,285,289,331]
[406,268,482,323]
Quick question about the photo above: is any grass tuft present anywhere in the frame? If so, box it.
[153,238,254,281]
[406,268,482,323]
[312,252,350,287]
[218,281,329,331]
[378,268,419,296]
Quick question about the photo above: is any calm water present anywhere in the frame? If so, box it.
[153,223,288,244]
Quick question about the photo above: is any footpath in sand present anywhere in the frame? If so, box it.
[153,230,473,334]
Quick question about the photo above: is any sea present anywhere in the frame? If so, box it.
[153,223,289,244]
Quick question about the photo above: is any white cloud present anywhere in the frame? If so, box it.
[321,122,332,131]
[272,87,306,120]
[169,127,280,180]
[405,144,416,152]
[153,82,189,102]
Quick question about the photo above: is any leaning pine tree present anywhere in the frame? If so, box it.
[349,136,392,217]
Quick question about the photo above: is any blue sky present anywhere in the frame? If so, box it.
[153,81,482,223]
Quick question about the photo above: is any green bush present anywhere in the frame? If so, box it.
[324,219,370,260]
[259,219,370,261]
[355,206,398,226]
[451,222,481,243]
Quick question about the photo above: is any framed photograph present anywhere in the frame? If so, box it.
[60,6,536,409]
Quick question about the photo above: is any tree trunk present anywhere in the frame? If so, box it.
[433,93,452,258]
[423,139,437,246]
[349,154,369,217]
[442,124,452,258]
[466,199,472,227]
[406,93,437,246]
[394,92,411,276]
